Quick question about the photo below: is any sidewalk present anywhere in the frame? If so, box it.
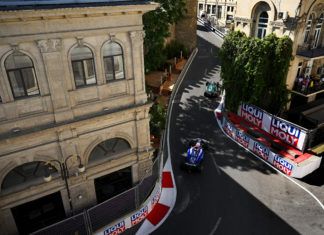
[145,58,187,107]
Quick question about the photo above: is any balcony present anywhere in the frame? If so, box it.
[292,76,324,97]
[296,45,324,59]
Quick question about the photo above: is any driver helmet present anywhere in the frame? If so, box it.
[194,142,201,149]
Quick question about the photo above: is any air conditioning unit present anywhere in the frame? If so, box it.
[278,11,288,21]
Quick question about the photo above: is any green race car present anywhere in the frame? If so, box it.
[204,81,220,98]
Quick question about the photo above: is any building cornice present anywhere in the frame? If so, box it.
[0,2,159,23]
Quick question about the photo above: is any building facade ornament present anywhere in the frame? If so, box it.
[234,17,252,23]
[37,39,62,53]
[10,44,20,54]
[130,31,145,44]
[76,37,84,47]
[109,33,116,41]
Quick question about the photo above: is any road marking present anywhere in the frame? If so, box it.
[209,217,222,235]
[216,115,324,211]
[211,157,221,175]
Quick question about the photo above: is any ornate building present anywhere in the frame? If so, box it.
[234,0,324,109]
[197,0,237,26]
[0,1,158,234]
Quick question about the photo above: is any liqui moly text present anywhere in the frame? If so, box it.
[240,104,263,128]
[104,221,126,235]
[224,120,235,138]
[273,155,293,175]
[151,191,161,207]
[270,118,300,147]
[235,130,250,148]
[253,142,269,160]
[131,206,148,226]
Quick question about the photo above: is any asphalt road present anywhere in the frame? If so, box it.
[152,22,324,235]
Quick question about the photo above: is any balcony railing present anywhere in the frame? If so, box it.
[296,45,324,58]
[292,77,324,96]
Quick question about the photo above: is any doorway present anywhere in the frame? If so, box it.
[11,192,65,235]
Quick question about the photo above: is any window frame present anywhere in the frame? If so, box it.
[5,53,40,99]
[102,42,126,82]
[71,46,97,88]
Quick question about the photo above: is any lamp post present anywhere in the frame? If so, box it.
[44,155,85,215]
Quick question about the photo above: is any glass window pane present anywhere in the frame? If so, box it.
[8,71,25,98]
[22,68,39,96]
[85,59,96,85]
[103,42,122,57]
[114,55,125,80]
[5,53,33,70]
[104,57,114,81]
[71,46,93,61]
[72,61,85,87]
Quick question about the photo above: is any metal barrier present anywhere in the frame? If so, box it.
[31,155,161,235]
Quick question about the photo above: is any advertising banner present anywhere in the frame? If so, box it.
[238,103,264,128]
[252,141,270,161]
[273,154,293,175]
[130,206,148,226]
[104,221,126,235]
[238,103,308,151]
[235,129,250,148]
[223,119,236,138]
[267,116,307,151]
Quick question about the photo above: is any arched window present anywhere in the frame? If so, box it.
[5,52,40,99]
[256,11,268,39]
[102,42,125,81]
[89,138,131,164]
[1,161,57,194]
[304,14,313,43]
[313,13,323,48]
[71,46,96,88]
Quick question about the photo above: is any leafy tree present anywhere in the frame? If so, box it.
[143,0,186,72]
[149,103,166,138]
[219,31,293,114]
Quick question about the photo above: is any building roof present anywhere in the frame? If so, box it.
[0,0,152,10]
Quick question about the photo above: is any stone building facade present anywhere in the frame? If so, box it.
[0,1,158,234]
[175,0,198,51]
[234,0,324,106]
[197,0,237,26]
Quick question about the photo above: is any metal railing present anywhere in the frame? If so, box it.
[31,155,161,235]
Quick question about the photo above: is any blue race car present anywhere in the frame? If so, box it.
[183,138,208,172]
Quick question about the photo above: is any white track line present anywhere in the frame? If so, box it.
[215,112,324,211]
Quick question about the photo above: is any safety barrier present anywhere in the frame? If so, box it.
[31,155,161,235]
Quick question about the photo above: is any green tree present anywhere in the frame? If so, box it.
[219,32,292,114]
[143,0,186,72]
[149,103,166,138]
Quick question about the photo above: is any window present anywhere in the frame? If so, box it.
[71,46,96,88]
[5,53,39,99]
[89,138,131,164]
[103,42,125,81]
[207,5,211,14]
[1,161,57,193]
[256,11,268,39]
[313,13,323,48]
[304,14,313,43]
[212,5,216,15]
[198,3,203,11]
[217,6,222,19]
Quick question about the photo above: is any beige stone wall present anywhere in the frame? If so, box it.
[197,0,237,26]
[175,0,198,51]
[0,2,158,234]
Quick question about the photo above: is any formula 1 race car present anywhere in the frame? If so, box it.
[204,81,220,98]
[182,138,208,172]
